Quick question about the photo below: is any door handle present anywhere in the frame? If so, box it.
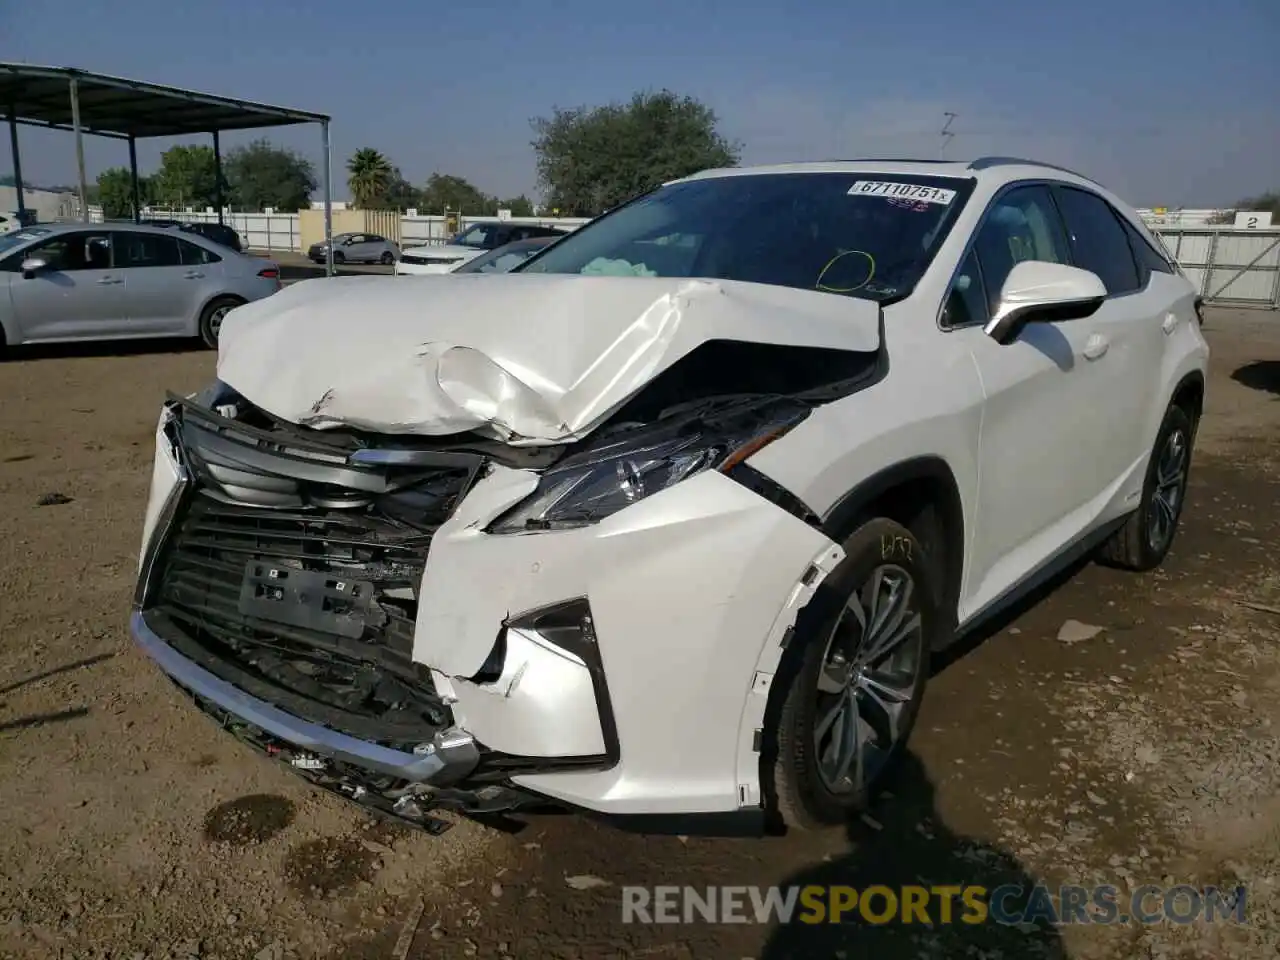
[1082,334,1110,360]
[183,271,204,279]
[95,276,122,285]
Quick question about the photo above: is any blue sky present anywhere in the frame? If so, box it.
[4,0,1277,207]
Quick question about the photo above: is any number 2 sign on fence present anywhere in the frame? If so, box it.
[1233,211,1273,229]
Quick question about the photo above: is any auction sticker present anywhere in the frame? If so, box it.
[848,181,956,205]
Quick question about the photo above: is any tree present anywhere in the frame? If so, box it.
[96,167,151,219]
[531,89,740,216]
[152,145,223,209]
[419,172,497,215]
[225,139,316,212]
[384,167,421,212]
[346,148,393,208]
[499,195,535,217]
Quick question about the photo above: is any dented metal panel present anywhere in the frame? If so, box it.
[215,273,881,445]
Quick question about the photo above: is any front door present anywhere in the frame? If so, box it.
[7,230,125,341]
[952,184,1118,617]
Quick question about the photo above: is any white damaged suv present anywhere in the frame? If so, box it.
[131,158,1208,833]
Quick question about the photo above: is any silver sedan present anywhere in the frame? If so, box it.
[0,223,282,349]
[307,232,400,265]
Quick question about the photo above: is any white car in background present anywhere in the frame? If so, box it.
[395,221,567,275]
[131,157,1207,836]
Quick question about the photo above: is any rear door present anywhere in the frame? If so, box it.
[345,233,373,261]
[1049,185,1167,497]
[114,230,201,334]
[5,229,124,341]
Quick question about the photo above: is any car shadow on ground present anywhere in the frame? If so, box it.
[758,751,1065,959]
[3,338,204,361]
[933,553,1092,674]
[444,752,1065,958]
[1232,360,1280,396]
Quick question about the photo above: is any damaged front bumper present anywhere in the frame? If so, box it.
[131,393,841,831]
[132,610,484,802]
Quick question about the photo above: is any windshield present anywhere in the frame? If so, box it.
[452,224,501,249]
[517,172,975,302]
[0,228,49,257]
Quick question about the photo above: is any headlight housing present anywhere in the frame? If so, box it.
[488,402,809,533]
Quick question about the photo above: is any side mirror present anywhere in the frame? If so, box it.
[21,256,49,278]
[984,261,1107,345]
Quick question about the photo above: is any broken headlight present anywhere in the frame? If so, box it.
[488,407,807,533]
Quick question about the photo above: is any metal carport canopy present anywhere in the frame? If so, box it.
[0,63,337,273]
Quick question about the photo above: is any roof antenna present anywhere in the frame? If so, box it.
[939,112,957,157]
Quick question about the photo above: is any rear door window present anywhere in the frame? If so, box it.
[117,232,183,268]
[1052,186,1141,295]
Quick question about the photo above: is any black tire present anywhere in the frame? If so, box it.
[379,251,394,265]
[332,251,345,265]
[1098,403,1195,571]
[198,296,244,349]
[767,517,938,831]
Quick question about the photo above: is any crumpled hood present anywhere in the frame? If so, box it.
[216,273,881,445]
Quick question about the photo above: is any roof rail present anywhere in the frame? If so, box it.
[967,156,1089,178]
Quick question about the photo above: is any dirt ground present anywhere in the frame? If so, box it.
[0,307,1278,960]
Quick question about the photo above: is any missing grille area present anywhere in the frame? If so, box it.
[146,408,481,746]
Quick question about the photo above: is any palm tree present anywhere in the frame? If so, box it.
[346,148,392,209]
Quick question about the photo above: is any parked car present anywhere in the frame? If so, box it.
[395,222,566,275]
[0,223,281,350]
[140,219,245,253]
[308,232,399,265]
[131,158,1207,836]
[450,235,560,274]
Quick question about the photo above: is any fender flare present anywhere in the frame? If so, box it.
[821,455,967,630]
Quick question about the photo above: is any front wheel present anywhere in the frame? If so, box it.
[332,251,345,265]
[767,517,936,830]
[1098,403,1195,571]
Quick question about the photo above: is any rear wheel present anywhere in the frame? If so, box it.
[198,296,244,349]
[1098,403,1195,571]
[768,517,936,830]
[379,251,394,265]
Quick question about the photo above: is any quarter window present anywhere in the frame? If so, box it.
[971,185,1071,317]
[942,249,988,327]
[1052,187,1141,295]
[1120,218,1174,278]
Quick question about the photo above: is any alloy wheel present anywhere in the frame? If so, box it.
[1148,427,1188,552]
[207,304,232,341]
[813,564,925,796]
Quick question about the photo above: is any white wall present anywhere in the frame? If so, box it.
[1,186,80,221]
